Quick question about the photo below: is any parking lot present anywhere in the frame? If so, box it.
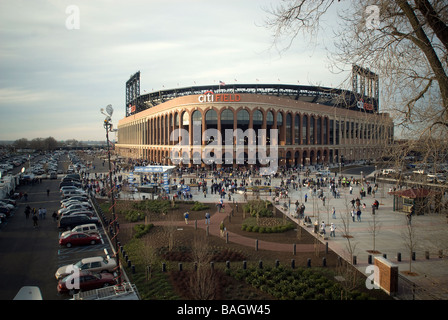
[0,154,113,300]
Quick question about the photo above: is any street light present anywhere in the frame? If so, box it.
[101,105,122,285]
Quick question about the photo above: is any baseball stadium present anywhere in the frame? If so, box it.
[115,67,394,169]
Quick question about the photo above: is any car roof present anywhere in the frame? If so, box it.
[80,256,104,264]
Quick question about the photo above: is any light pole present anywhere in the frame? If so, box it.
[101,105,122,285]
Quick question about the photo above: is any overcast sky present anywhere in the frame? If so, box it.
[0,0,348,142]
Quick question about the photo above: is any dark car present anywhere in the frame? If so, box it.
[58,214,100,230]
[0,206,11,218]
[59,180,82,189]
[59,231,101,247]
[57,270,116,295]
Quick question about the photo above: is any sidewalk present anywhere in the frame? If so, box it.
[119,171,448,299]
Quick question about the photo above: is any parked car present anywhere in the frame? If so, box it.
[0,206,11,217]
[60,186,81,193]
[57,270,116,295]
[58,214,100,230]
[60,210,95,218]
[58,203,92,215]
[55,256,117,280]
[61,199,91,208]
[60,195,89,205]
[59,231,101,247]
[61,223,99,237]
[61,190,87,199]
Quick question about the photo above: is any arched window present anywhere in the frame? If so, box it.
[237,109,249,124]
[286,113,292,145]
[276,112,283,126]
[221,109,233,124]
[302,115,308,145]
[310,116,315,145]
[192,110,202,122]
[253,110,263,126]
[294,114,300,144]
[317,117,322,144]
[205,109,217,125]
[266,111,274,126]
[182,112,189,126]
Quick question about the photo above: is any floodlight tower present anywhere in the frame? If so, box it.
[101,105,122,285]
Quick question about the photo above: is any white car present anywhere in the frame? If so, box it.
[55,256,117,280]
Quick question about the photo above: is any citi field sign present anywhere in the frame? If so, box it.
[198,91,241,103]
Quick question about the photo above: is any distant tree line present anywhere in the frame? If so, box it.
[10,137,86,151]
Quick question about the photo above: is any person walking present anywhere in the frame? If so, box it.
[183,211,189,224]
[330,223,336,237]
[320,221,326,235]
[205,212,210,225]
[24,205,31,221]
[220,221,226,237]
[32,213,39,229]
[332,207,336,219]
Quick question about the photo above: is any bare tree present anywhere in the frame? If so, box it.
[189,234,216,299]
[264,0,448,133]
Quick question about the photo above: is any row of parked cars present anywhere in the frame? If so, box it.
[55,173,118,296]
[0,197,16,226]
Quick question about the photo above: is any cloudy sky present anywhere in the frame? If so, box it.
[0,0,348,142]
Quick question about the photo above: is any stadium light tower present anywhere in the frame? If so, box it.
[101,104,122,285]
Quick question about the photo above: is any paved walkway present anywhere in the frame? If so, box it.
[150,205,319,253]
[114,170,448,300]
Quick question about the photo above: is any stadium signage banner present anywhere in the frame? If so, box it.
[198,91,241,103]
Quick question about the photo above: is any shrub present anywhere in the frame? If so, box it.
[125,210,145,222]
[133,223,154,238]
[191,201,209,211]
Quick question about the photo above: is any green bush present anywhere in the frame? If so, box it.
[133,223,154,238]
[191,201,209,211]
[125,210,145,222]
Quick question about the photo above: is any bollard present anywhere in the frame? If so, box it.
[397,252,401,262]
[322,257,326,267]
[307,258,311,268]
[337,256,342,266]
[131,265,135,274]
[412,252,416,261]
[125,255,129,262]
[194,220,197,230]
[353,256,357,265]
[162,262,166,272]
[293,244,296,255]
[325,242,328,254]
[383,253,387,259]
[206,225,209,236]
[275,260,280,268]
[210,261,214,270]
[255,239,258,251]
[179,263,183,271]
[368,255,372,264]
[226,261,230,269]
[226,232,229,244]
[258,260,263,269]
[243,260,247,270]
[291,259,295,269]
[439,250,443,259]
[193,262,197,271]
[127,260,131,268]
[425,251,430,260]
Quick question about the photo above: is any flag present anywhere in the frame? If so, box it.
[219,80,226,86]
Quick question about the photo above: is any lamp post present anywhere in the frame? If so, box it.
[101,105,122,285]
